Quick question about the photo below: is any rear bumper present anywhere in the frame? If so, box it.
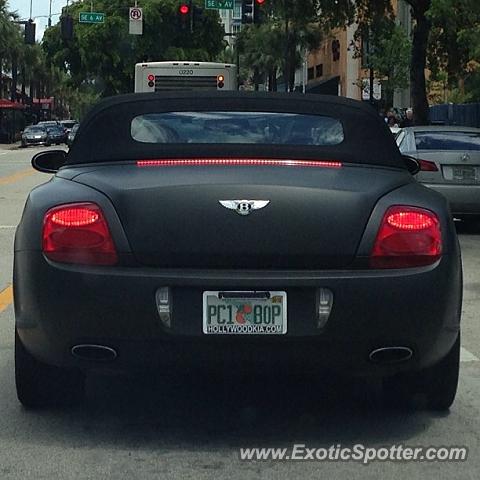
[14,252,462,378]
[423,183,480,216]
[23,139,46,146]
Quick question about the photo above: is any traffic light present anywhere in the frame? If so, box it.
[61,15,74,41]
[24,20,36,45]
[178,2,192,31]
[192,5,205,28]
[254,0,267,24]
[242,0,267,25]
[242,0,254,24]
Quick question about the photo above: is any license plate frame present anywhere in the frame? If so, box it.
[451,165,478,182]
[202,291,287,335]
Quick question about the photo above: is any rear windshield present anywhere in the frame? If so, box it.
[25,127,45,133]
[131,112,344,146]
[415,131,480,151]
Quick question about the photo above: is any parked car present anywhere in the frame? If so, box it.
[397,126,480,220]
[60,120,78,135]
[14,92,462,411]
[20,125,48,147]
[66,123,79,147]
[46,125,67,145]
[37,120,61,129]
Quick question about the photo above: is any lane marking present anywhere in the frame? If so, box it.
[0,168,35,186]
[0,285,13,314]
[0,226,17,229]
[461,347,479,363]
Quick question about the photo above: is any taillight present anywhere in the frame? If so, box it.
[419,159,439,172]
[370,206,442,269]
[42,203,118,265]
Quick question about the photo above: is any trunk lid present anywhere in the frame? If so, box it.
[70,163,411,269]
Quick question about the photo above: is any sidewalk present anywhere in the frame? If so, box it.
[0,142,20,151]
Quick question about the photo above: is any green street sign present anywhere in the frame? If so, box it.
[79,12,105,24]
[205,0,234,9]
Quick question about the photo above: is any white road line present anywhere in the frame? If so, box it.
[0,226,16,229]
[461,347,479,362]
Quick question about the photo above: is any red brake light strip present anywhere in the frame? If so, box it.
[136,159,342,169]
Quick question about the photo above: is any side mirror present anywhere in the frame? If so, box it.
[31,150,67,173]
[402,155,421,175]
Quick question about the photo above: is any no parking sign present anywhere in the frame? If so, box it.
[129,7,143,35]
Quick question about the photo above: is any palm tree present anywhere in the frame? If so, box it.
[0,0,22,98]
[237,19,321,92]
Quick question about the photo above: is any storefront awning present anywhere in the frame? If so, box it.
[306,76,340,96]
[0,99,25,110]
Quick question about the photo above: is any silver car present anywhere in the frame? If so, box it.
[397,126,480,219]
[20,126,48,147]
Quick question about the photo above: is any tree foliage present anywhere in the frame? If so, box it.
[42,0,226,97]
[368,25,412,108]
[427,0,480,101]
[237,0,350,91]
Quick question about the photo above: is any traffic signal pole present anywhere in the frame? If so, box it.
[284,0,290,92]
[189,0,194,33]
[225,32,241,91]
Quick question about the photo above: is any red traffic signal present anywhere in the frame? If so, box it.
[179,4,190,15]
[256,0,266,4]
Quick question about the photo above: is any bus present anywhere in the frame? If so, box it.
[134,61,237,93]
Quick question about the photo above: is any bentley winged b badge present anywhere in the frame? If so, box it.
[219,200,270,216]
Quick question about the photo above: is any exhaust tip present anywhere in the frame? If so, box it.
[369,346,413,364]
[71,344,117,362]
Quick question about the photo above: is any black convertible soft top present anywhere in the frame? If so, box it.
[67,91,404,168]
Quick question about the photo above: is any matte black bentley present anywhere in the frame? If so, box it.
[14,92,462,410]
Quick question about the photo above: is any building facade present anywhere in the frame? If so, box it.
[306,0,413,108]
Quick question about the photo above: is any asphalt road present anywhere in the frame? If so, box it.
[0,144,479,479]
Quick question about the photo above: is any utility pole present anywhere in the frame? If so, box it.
[284,0,289,92]
[48,0,52,27]
[225,32,241,91]
[366,30,375,107]
[236,41,240,91]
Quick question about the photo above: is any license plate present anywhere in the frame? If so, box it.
[451,165,477,181]
[203,291,287,335]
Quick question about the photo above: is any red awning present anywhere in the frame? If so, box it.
[0,98,25,110]
[32,97,54,105]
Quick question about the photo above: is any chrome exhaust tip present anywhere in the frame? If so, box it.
[369,346,413,364]
[71,344,117,362]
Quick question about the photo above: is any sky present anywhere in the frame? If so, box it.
[8,0,69,41]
